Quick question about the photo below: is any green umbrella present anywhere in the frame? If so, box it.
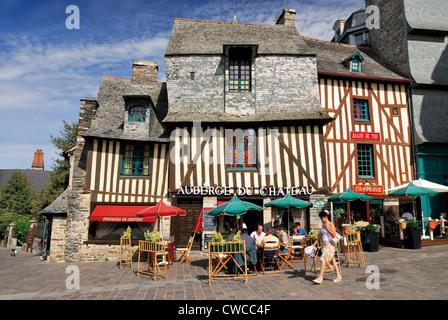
[264,193,312,235]
[388,182,438,237]
[328,188,372,224]
[388,182,438,197]
[209,194,263,216]
[328,187,373,202]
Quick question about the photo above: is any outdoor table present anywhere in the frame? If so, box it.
[137,241,168,280]
[208,241,247,285]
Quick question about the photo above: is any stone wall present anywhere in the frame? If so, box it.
[49,217,67,263]
[65,98,98,262]
[165,53,321,117]
[365,0,409,77]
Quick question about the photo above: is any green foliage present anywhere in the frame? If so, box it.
[365,224,380,233]
[212,231,224,243]
[347,224,357,233]
[33,121,78,214]
[0,171,34,230]
[14,217,30,246]
[144,231,161,242]
[406,221,419,230]
[122,226,132,238]
[232,231,241,242]
[309,230,321,240]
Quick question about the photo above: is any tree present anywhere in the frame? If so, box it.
[0,170,34,230]
[33,120,78,213]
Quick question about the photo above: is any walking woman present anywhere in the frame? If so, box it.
[311,210,342,284]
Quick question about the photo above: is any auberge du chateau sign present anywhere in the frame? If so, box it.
[176,185,313,197]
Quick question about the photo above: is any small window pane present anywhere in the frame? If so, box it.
[128,105,146,122]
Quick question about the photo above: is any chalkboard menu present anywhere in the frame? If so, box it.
[202,232,214,251]
[202,207,216,232]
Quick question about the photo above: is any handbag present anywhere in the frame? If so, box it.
[330,232,342,245]
[305,245,316,258]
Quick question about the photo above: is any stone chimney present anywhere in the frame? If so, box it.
[132,60,158,85]
[276,8,296,27]
[31,149,44,170]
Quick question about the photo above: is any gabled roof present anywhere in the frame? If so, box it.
[165,18,316,56]
[302,37,409,81]
[82,75,169,142]
[39,188,69,216]
[0,169,51,191]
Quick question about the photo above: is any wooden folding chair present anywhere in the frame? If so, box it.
[346,231,365,268]
[176,236,194,264]
[119,236,132,269]
[306,237,321,277]
[278,238,296,271]
[260,242,281,274]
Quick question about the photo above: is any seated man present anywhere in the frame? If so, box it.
[250,224,266,246]
[293,222,308,237]
[274,226,289,254]
[260,228,279,247]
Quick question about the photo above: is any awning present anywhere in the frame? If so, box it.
[89,205,157,222]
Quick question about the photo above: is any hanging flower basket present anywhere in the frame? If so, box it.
[429,220,439,230]
[399,220,407,230]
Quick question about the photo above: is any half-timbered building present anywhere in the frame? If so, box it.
[303,37,414,225]
[164,9,332,248]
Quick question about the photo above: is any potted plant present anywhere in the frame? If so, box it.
[309,230,321,240]
[365,224,380,252]
[347,224,357,234]
[211,231,224,252]
[405,221,421,249]
[122,226,132,238]
[231,231,241,251]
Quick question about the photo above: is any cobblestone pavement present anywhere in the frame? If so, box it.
[1,245,447,302]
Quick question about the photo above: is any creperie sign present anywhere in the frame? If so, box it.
[350,131,380,141]
[353,185,384,194]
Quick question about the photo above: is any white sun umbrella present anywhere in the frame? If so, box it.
[387,178,448,193]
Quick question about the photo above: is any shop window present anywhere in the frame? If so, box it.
[90,222,154,241]
[229,47,252,92]
[353,99,370,122]
[226,129,256,169]
[357,144,374,178]
[121,144,150,176]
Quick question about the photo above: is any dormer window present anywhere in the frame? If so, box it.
[228,47,252,92]
[123,95,151,124]
[349,52,364,72]
[128,105,146,122]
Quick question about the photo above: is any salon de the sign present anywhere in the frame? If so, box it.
[176,185,314,197]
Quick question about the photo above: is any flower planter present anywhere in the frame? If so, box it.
[367,231,380,252]
[405,228,421,250]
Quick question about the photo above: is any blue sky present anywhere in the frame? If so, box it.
[0,0,364,170]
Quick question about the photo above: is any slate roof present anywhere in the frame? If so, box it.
[0,169,51,191]
[302,37,409,81]
[82,75,169,142]
[39,188,69,216]
[165,18,316,56]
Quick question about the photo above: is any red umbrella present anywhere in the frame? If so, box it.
[136,200,186,239]
[137,200,186,217]
[192,209,204,234]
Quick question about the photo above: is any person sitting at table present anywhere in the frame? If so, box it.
[260,228,279,247]
[232,226,257,274]
[400,208,413,220]
[293,222,308,237]
[274,226,289,254]
[250,224,266,246]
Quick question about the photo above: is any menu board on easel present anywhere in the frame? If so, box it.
[201,207,215,252]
